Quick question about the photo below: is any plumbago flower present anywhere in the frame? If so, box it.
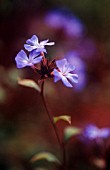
[15,35,78,88]
[66,51,86,91]
[53,58,78,87]
[15,35,79,169]
[84,125,110,139]
[24,35,55,54]
[15,50,42,68]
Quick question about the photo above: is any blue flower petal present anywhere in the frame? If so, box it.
[56,58,67,73]
[15,50,29,68]
[26,35,38,45]
[29,51,40,59]
[40,40,55,46]
[66,73,78,83]
[24,44,37,52]
[84,125,110,139]
[46,42,55,46]
[40,39,49,45]
[84,125,99,139]
[66,63,76,72]
[42,48,47,53]
[61,76,73,87]
[36,48,47,53]
[56,58,75,74]
[31,48,47,54]
[53,69,62,82]
[32,56,43,64]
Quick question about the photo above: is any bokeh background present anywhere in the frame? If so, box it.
[0,0,110,170]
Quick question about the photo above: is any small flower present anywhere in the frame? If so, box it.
[53,58,78,87]
[66,51,86,91]
[15,50,42,68]
[84,125,110,139]
[45,8,84,37]
[24,35,55,54]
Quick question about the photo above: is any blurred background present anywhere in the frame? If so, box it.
[0,0,110,169]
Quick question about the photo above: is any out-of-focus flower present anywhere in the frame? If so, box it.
[84,125,110,139]
[64,17,84,37]
[45,8,84,37]
[45,10,65,29]
[66,51,86,91]
[24,35,55,54]
[53,58,78,87]
[15,50,42,68]
[77,38,97,59]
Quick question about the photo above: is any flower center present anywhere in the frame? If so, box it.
[36,44,44,49]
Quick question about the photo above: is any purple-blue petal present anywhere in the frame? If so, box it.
[35,48,47,53]
[32,56,43,64]
[40,39,49,45]
[15,50,29,68]
[66,73,78,84]
[84,125,110,139]
[46,42,55,46]
[56,58,67,73]
[53,69,62,82]
[54,69,73,87]
[29,51,40,59]
[24,44,37,52]
[66,63,76,72]
[61,76,73,87]
[26,35,38,45]
[84,125,99,139]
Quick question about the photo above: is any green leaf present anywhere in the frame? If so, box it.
[30,152,60,164]
[18,78,41,92]
[54,115,71,124]
[64,126,82,142]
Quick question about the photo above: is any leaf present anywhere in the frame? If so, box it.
[30,152,60,164]
[64,126,82,142]
[54,115,71,124]
[18,78,41,92]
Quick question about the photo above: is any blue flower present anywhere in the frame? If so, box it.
[24,35,55,54]
[53,58,78,87]
[45,8,84,38]
[84,125,110,139]
[15,50,42,68]
[66,51,86,91]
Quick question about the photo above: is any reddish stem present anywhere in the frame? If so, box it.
[40,81,66,170]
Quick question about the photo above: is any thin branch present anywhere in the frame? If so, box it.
[40,81,66,170]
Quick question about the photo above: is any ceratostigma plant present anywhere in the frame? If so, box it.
[15,35,78,170]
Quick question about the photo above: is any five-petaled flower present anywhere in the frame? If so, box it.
[53,58,78,87]
[24,35,55,54]
[15,50,42,68]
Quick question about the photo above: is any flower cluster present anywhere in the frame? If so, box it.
[15,35,78,87]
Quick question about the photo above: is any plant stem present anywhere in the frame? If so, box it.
[62,142,66,169]
[40,81,66,169]
[40,81,61,147]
